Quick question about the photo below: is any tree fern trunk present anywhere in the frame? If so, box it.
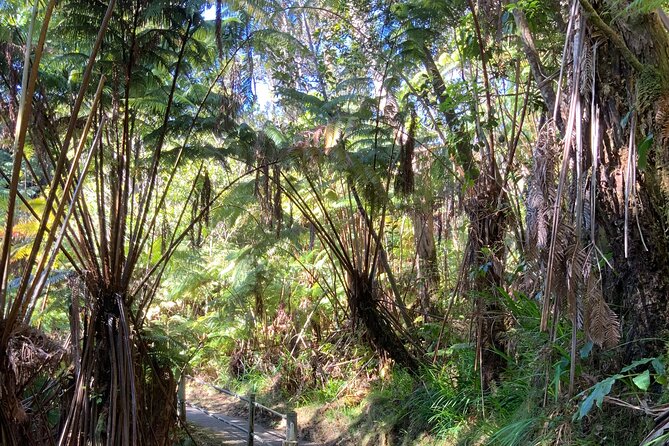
[521,1,669,360]
[584,4,669,358]
[348,271,419,372]
[60,293,176,446]
[0,351,24,444]
[466,178,508,390]
[413,197,439,317]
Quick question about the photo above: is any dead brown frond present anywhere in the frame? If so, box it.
[579,39,593,98]
[526,120,558,254]
[7,324,66,389]
[524,52,621,394]
[1,324,66,427]
[395,110,416,196]
[654,94,669,196]
[584,274,621,348]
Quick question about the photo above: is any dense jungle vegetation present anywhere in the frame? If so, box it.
[2,0,669,444]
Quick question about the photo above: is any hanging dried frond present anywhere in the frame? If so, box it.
[323,122,341,152]
[579,39,593,98]
[395,110,416,196]
[526,120,559,253]
[272,165,282,235]
[641,404,669,446]
[190,169,212,247]
[654,94,669,196]
[584,274,621,348]
[254,133,273,225]
[7,324,65,391]
[383,93,399,121]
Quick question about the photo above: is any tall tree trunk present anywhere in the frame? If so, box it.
[423,37,508,389]
[521,1,669,360]
[466,178,508,390]
[413,175,440,317]
[587,7,669,356]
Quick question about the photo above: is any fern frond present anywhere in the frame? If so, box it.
[585,274,621,348]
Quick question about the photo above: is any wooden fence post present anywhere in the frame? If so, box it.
[283,411,298,446]
[177,374,186,423]
[247,393,256,446]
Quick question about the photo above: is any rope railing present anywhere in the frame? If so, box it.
[254,401,288,420]
[179,375,299,446]
[187,375,251,404]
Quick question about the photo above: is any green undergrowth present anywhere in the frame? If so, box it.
[190,292,667,445]
[293,351,662,446]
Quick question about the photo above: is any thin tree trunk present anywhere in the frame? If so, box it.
[424,33,509,389]
[413,191,439,316]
